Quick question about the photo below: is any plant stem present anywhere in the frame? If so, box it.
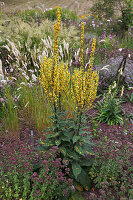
[77,109,82,136]
[54,101,58,133]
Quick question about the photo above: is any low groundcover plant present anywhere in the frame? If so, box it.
[0,138,74,200]
[0,137,74,200]
[30,146,74,200]
[89,139,133,199]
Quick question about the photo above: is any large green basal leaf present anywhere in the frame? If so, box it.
[80,136,94,146]
[63,130,73,139]
[72,162,82,179]
[79,158,94,167]
[75,145,94,156]
[66,148,79,161]
[82,145,95,156]
[76,168,91,188]
[74,145,85,156]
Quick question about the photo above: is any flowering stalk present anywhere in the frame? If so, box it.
[71,26,98,135]
[39,8,70,132]
[88,38,96,73]
[80,22,84,67]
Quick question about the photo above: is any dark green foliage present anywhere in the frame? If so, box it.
[91,0,133,33]
[36,110,94,188]
[95,89,123,125]
[18,9,44,23]
[125,92,133,103]
[43,7,78,22]
[91,0,115,19]
[18,8,78,23]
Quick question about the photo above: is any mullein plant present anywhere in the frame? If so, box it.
[38,8,99,189]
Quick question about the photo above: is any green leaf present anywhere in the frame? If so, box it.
[79,130,91,135]
[80,127,91,130]
[76,168,91,188]
[60,146,66,156]
[82,145,95,156]
[61,135,71,142]
[39,140,55,147]
[72,162,82,179]
[75,145,94,156]
[73,135,80,144]
[63,130,73,138]
[74,145,85,156]
[79,158,94,167]
[55,140,61,146]
[80,137,94,146]
[35,145,48,152]
[66,149,79,161]
[46,132,59,139]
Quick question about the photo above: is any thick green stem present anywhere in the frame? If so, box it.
[77,109,82,136]
[59,93,61,112]
[54,101,58,133]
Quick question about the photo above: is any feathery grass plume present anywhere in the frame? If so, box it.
[80,22,84,67]
[0,59,4,81]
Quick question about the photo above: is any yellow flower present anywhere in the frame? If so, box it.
[81,15,85,19]
[80,22,84,67]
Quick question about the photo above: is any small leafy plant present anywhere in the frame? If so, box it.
[0,137,74,200]
[30,146,75,200]
[126,92,133,103]
[89,139,133,199]
[96,82,123,125]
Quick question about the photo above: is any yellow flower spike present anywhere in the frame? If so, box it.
[71,65,99,111]
[80,22,84,67]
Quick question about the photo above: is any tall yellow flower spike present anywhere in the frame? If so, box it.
[80,22,84,67]
[71,67,99,110]
[39,8,70,106]
[71,26,98,110]
[88,38,96,72]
